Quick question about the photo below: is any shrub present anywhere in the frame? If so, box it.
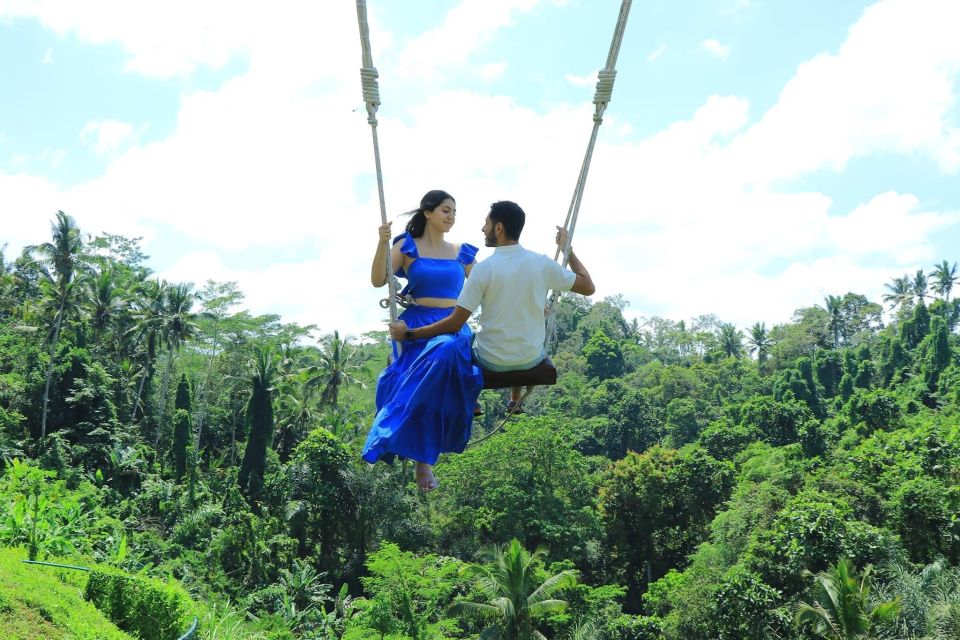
[86,565,196,640]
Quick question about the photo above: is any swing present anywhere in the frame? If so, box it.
[356,0,632,391]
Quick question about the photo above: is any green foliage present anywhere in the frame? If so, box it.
[746,490,895,596]
[738,395,814,447]
[918,315,951,393]
[588,379,663,459]
[172,408,192,481]
[0,459,98,560]
[582,329,625,380]
[239,345,278,503]
[85,565,197,640]
[873,559,960,640]
[899,301,930,350]
[698,419,758,460]
[451,538,578,640]
[714,568,790,639]
[599,445,733,610]
[284,427,351,566]
[3,216,960,640]
[664,397,705,447]
[351,543,463,639]
[0,547,132,639]
[888,476,959,564]
[794,557,899,640]
[436,417,599,563]
[845,388,903,435]
[773,356,825,417]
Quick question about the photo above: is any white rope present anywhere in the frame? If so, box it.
[356,0,399,324]
[544,0,633,353]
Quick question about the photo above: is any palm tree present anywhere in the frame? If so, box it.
[795,558,899,639]
[872,559,959,639]
[881,275,912,312]
[450,539,578,640]
[822,294,844,348]
[746,322,772,367]
[28,211,86,442]
[304,331,371,407]
[911,269,929,303]
[127,279,167,422]
[85,266,124,342]
[155,282,203,434]
[718,323,743,359]
[930,260,958,302]
[274,372,323,462]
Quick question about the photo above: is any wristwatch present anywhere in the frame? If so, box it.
[404,329,415,341]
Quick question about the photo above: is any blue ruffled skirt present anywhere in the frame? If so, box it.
[362,306,483,465]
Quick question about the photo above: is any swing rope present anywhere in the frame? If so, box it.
[356,0,398,325]
[544,0,633,353]
[472,0,632,447]
[468,385,536,447]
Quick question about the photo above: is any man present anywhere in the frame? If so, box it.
[389,200,595,408]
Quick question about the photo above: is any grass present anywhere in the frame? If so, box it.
[0,547,132,640]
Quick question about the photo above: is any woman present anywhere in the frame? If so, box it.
[363,190,483,491]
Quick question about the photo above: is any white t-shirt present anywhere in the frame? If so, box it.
[457,244,577,366]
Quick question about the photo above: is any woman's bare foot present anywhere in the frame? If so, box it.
[415,462,438,492]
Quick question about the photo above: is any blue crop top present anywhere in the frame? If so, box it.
[394,232,479,299]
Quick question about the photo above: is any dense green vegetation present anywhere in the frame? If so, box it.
[1,212,959,639]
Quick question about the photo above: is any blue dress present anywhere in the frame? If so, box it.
[362,234,484,466]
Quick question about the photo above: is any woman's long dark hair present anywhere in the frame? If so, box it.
[403,190,455,238]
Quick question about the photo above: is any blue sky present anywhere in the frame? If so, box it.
[1,0,959,336]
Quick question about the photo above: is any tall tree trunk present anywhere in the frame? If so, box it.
[130,368,148,422]
[40,295,67,442]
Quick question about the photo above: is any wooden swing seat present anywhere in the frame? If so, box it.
[480,357,557,390]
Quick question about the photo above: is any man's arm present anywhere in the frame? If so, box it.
[567,248,595,295]
[389,306,473,342]
[556,227,595,296]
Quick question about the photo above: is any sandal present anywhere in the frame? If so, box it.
[506,400,525,415]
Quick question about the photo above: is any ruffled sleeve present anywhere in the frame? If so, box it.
[457,243,479,266]
[394,232,418,278]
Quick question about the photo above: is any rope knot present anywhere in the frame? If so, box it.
[360,66,381,106]
[593,69,616,105]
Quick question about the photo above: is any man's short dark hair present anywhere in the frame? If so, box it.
[489,201,525,240]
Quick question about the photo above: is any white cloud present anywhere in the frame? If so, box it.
[647,43,667,62]
[564,72,594,88]
[701,38,731,59]
[79,120,137,156]
[0,1,357,79]
[477,62,507,81]
[392,0,541,81]
[1,0,959,337]
[9,147,67,169]
[730,0,960,183]
[824,192,959,262]
[0,173,64,254]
